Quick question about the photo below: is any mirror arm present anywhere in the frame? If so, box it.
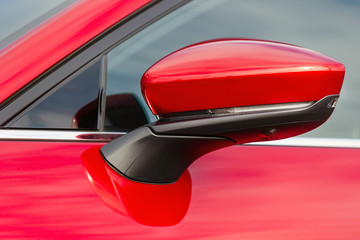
[101,127,234,184]
[101,95,337,184]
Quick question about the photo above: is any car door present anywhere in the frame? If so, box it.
[1,0,360,239]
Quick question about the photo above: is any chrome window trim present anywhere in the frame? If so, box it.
[1,129,360,148]
[0,129,124,142]
[247,137,360,148]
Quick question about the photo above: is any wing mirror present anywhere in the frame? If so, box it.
[101,39,345,184]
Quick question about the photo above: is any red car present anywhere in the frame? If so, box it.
[1,0,359,239]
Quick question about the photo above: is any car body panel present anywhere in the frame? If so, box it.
[1,141,360,239]
[0,0,151,105]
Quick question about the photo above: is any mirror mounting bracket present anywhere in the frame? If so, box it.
[101,95,337,184]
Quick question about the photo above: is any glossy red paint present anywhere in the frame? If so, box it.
[0,0,151,105]
[2,141,360,239]
[141,39,345,115]
[81,146,192,226]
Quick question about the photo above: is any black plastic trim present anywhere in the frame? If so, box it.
[101,126,235,184]
[101,95,338,184]
[151,95,338,143]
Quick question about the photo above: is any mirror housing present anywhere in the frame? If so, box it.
[141,39,344,115]
[82,146,191,226]
[101,39,345,184]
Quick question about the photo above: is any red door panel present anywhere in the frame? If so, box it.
[1,142,360,239]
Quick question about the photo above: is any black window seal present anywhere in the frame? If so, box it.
[0,0,190,128]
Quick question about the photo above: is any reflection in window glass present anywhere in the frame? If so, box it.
[10,60,101,129]
[103,93,148,132]
[107,0,359,138]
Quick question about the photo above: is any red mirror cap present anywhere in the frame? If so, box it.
[141,39,345,115]
[82,146,192,226]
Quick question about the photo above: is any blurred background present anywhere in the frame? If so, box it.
[107,0,359,139]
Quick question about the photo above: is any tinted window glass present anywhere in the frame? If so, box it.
[105,50,150,132]
[0,0,77,50]
[10,59,102,129]
[106,0,359,138]
[103,93,148,132]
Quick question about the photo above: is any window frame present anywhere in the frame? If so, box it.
[7,56,105,130]
[0,0,188,140]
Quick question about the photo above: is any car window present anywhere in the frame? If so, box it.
[0,0,77,51]
[9,58,102,130]
[105,0,359,138]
